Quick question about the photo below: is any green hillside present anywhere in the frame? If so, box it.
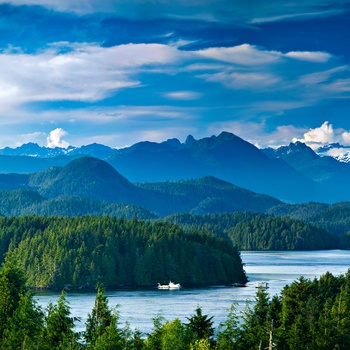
[0,216,247,288]
[164,212,338,250]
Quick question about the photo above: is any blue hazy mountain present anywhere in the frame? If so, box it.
[263,141,350,202]
[0,157,282,217]
[0,131,348,203]
[108,132,319,203]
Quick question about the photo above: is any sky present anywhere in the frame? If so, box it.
[0,0,350,151]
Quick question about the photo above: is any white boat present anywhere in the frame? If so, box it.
[158,281,181,289]
[168,281,181,289]
[255,281,269,289]
[157,283,170,289]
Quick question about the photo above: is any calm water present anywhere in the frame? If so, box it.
[34,250,350,334]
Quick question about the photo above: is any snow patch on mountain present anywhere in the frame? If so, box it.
[315,143,350,163]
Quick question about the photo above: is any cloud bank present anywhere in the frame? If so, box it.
[0,1,348,150]
[294,121,350,150]
[0,39,348,148]
[0,41,345,116]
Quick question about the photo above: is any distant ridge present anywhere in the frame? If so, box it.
[0,131,349,203]
[0,157,282,217]
[263,141,350,202]
[108,132,319,203]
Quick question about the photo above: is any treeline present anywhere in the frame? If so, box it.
[268,201,350,236]
[225,213,336,250]
[164,212,338,250]
[1,258,350,349]
[0,189,156,220]
[0,215,247,288]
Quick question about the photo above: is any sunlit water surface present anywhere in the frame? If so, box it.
[34,250,350,334]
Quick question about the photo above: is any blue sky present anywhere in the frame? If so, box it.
[0,0,350,150]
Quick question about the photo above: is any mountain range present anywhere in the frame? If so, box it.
[0,156,281,217]
[0,131,350,203]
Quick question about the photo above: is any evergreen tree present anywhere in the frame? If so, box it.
[42,291,79,349]
[84,287,122,349]
[2,292,44,349]
[0,255,44,348]
[143,314,165,350]
[186,306,214,344]
[216,303,240,350]
[240,288,271,349]
[161,318,191,350]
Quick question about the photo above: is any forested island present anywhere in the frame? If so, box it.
[0,215,247,288]
[0,210,348,290]
[1,257,349,349]
[0,209,349,290]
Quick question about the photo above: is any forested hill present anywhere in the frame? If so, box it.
[0,216,247,288]
[164,212,340,250]
[267,202,350,236]
[0,189,157,219]
[0,157,282,216]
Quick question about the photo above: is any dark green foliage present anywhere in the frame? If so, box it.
[85,287,123,349]
[165,212,338,250]
[139,176,281,215]
[143,314,165,350]
[226,213,336,250]
[220,270,350,350]
[239,289,272,349]
[215,303,240,350]
[0,255,44,348]
[0,215,247,288]
[0,189,156,219]
[186,307,214,342]
[43,291,79,348]
[268,201,350,236]
[2,293,44,349]
[0,255,28,335]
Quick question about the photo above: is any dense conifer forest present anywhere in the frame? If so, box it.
[1,257,349,349]
[0,215,247,288]
[165,212,340,250]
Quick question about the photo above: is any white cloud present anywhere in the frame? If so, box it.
[299,66,348,86]
[0,42,180,110]
[285,51,331,63]
[342,131,350,144]
[251,9,344,24]
[201,71,280,90]
[293,121,350,150]
[46,128,69,148]
[0,39,346,150]
[323,147,350,158]
[0,40,340,118]
[196,44,281,66]
[294,121,336,145]
[296,66,350,102]
[163,91,202,100]
[15,131,46,147]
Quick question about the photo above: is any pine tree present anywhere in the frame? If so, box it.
[84,287,122,348]
[216,303,240,349]
[186,306,214,343]
[0,255,44,348]
[42,291,79,348]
